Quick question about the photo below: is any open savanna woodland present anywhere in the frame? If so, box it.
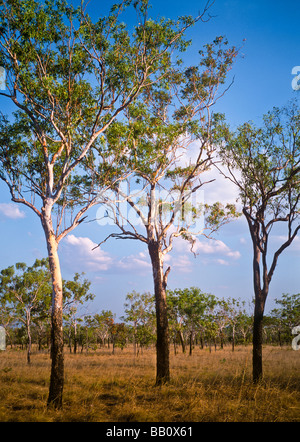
[0,0,299,423]
[0,343,299,422]
[0,288,299,422]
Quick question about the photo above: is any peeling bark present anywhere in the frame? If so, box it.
[42,205,64,409]
[148,240,170,385]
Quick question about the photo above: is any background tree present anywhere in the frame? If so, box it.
[63,272,94,354]
[270,293,300,346]
[0,258,52,364]
[92,310,115,349]
[0,0,201,407]
[217,297,248,352]
[167,287,217,355]
[121,290,155,356]
[110,322,129,353]
[237,308,253,346]
[166,289,187,354]
[0,287,16,348]
[214,298,229,349]
[82,314,98,352]
[218,102,300,382]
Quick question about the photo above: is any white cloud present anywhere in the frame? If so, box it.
[62,229,242,281]
[173,235,241,262]
[195,237,240,258]
[63,234,113,272]
[171,140,241,207]
[199,165,241,206]
[215,258,230,266]
[62,235,152,275]
[62,233,199,278]
[117,252,151,271]
[0,203,26,219]
[172,254,193,273]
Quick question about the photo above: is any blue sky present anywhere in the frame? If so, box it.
[0,0,299,319]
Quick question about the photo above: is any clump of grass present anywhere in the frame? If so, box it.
[0,345,299,422]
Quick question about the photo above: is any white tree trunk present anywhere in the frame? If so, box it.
[42,203,64,408]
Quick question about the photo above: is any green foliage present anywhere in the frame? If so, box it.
[96,33,239,262]
[0,260,96,352]
[270,293,300,331]
[1,279,297,350]
[0,258,52,326]
[91,310,115,346]
[63,272,94,310]
[167,287,216,327]
[121,291,156,347]
[0,0,202,235]
[218,101,300,213]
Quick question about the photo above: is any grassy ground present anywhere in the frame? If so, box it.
[0,345,299,422]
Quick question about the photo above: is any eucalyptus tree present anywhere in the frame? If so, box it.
[62,272,94,354]
[0,0,202,406]
[94,36,238,383]
[92,310,115,348]
[221,297,248,352]
[121,290,155,356]
[270,293,300,345]
[0,259,52,364]
[0,296,14,348]
[166,289,187,354]
[218,102,300,382]
[167,287,217,355]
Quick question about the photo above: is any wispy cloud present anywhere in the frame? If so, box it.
[61,230,242,282]
[63,234,113,272]
[215,258,230,266]
[0,203,26,219]
[193,238,241,259]
[172,254,193,273]
[117,252,152,272]
[62,235,152,275]
[62,232,200,278]
[199,164,241,206]
[173,235,241,264]
[173,142,240,207]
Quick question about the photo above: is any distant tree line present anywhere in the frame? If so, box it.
[1,262,299,359]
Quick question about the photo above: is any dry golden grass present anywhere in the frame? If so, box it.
[0,345,299,422]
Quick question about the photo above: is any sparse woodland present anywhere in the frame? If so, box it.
[0,0,299,421]
[1,283,299,356]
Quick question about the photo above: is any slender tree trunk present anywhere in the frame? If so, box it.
[86,326,89,353]
[43,212,64,409]
[26,310,31,365]
[178,330,186,353]
[246,215,271,384]
[220,331,224,349]
[251,236,263,383]
[199,333,204,350]
[68,331,72,353]
[148,241,170,385]
[74,321,77,355]
[133,323,137,357]
[189,332,193,356]
[253,292,266,383]
[173,338,177,355]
